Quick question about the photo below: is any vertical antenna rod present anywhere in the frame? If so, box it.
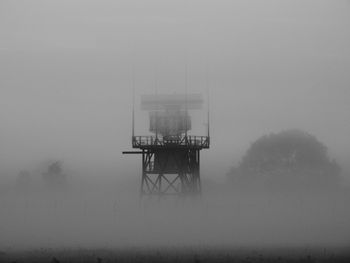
[185,61,188,139]
[132,65,135,141]
[206,64,210,140]
[155,65,158,142]
[207,89,210,139]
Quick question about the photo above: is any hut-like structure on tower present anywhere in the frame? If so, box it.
[123,93,210,196]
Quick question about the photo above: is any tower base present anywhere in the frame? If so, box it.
[141,148,201,196]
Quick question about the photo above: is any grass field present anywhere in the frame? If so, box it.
[1,180,349,262]
[1,246,350,263]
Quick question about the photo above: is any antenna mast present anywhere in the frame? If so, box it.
[155,65,158,142]
[132,65,135,141]
[206,65,210,139]
[185,61,188,139]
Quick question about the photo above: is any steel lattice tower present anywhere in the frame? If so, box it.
[123,94,210,197]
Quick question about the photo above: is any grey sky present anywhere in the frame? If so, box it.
[1,0,349,181]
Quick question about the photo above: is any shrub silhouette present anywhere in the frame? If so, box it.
[42,161,66,188]
[228,129,340,190]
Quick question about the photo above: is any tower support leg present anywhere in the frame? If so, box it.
[140,149,201,197]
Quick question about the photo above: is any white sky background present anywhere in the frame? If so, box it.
[0,0,350,181]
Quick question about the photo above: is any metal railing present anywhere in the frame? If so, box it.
[132,135,209,149]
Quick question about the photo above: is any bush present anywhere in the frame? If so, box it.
[228,129,340,191]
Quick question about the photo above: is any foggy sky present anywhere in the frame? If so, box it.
[1,0,350,181]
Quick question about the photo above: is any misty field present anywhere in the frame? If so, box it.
[1,0,350,261]
[1,247,349,263]
[1,178,350,262]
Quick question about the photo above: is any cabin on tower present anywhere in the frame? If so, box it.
[123,93,210,196]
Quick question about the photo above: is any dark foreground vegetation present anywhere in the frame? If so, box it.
[228,130,342,191]
[1,247,349,263]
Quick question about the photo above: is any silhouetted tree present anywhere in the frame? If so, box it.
[228,130,340,190]
[42,161,66,189]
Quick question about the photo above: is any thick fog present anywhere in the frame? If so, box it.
[1,0,350,251]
